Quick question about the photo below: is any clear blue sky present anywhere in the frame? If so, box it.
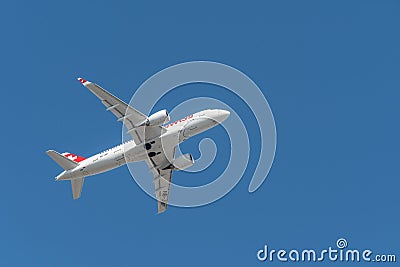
[1,1,399,266]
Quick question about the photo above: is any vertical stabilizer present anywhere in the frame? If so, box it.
[46,150,78,170]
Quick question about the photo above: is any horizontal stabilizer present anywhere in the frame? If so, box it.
[71,177,84,199]
[46,150,78,170]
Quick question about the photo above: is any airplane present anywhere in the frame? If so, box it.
[46,78,230,213]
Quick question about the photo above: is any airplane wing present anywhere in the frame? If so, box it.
[145,143,177,213]
[77,77,164,144]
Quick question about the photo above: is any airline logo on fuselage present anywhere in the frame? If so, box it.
[164,114,193,128]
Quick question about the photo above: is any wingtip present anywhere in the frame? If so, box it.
[77,77,91,85]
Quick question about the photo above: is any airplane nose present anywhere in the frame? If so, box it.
[215,109,230,123]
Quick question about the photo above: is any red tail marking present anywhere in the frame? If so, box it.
[62,152,86,163]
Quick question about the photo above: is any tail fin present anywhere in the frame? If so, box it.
[61,152,86,163]
[47,150,86,200]
[46,150,78,170]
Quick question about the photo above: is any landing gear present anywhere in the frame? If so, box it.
[145,141,156,150]
[148,151,161,158]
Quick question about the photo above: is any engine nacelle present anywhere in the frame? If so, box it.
[146,110,170,126]
[173,153,194,171]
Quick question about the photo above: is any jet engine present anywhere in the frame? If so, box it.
[144,110,170,126]
[172,153,194,170]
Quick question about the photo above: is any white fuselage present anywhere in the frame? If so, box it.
[56,109,229,181]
